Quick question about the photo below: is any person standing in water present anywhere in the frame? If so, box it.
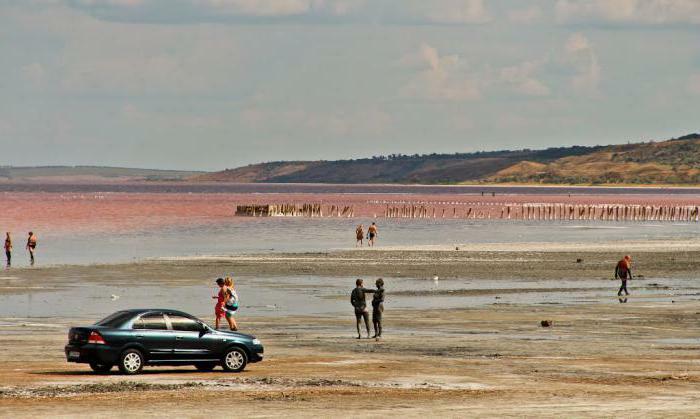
[4,233,12,267]
[371,278,385,339]
[355,224,364,247]
[26,232,37,266]
[615,255,633,296]
[350,278,375,339]
[367,222,378,247]
[223,277,239,331]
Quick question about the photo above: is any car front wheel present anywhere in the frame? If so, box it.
[118,349,144,375]
[221,347,247,372]
[89,362,113,373]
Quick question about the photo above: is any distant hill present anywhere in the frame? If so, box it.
[490,133,700,184]
[0,166,203,182]
[195,145,604,184]
[195,133,700,185]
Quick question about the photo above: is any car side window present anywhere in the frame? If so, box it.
[168,315,201,332]
[133,313,167,330]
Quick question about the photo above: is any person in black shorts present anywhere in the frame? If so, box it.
[26,232,37,266]
[350,278,375,339]
[371,278,385,339]
[367,222,378,247]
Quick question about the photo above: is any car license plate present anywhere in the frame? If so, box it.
[68,351,81,359]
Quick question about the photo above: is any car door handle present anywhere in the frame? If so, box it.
[135,335,144,338]
[175,336,183,340]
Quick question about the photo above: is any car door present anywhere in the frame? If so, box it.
[131,312,173,360]
[165,314,215,361]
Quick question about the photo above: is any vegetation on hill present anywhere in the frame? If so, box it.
[195,145,605,184]
[491,134,700,184]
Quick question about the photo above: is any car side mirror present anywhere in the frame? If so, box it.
[198,322,209,335]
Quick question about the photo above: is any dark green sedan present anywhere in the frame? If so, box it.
[65,309,264,375]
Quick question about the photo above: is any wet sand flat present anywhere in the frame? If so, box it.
[1,303,700,417]
[1,248,700,417]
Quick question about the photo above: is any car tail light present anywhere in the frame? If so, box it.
[88,331,106,345]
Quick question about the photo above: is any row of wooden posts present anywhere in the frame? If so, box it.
[235,203,700,222]
[384,204,700,221]
[235,204,354,217]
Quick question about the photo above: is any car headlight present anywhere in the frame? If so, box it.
[252,338,261,345]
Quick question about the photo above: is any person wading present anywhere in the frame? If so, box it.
[4,232,12,267]
[350,279,375,339]
[26,232,37,266]
[371,278,385,339]
[615,255,633,296]
[367,222,378,247]
[355,224,364,247]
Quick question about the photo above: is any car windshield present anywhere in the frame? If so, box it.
[94,311,134,327]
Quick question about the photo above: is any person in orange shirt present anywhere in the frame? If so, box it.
[615,255,633,296]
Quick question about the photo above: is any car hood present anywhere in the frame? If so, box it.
[211,329,256,341]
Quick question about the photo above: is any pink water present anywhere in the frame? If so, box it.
[1,186,700,266]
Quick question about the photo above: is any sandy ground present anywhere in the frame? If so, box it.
[2,248,700,417]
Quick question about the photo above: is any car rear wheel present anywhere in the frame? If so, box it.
[221,347,247,372]
[118,349,144,375]
[89,362,113,373]
[194,362,217,372]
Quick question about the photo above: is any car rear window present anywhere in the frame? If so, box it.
[133,313,168,330]
[94,311,133,328]
[168,315,201,332]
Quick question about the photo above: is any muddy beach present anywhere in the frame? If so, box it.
[2,247,700,417]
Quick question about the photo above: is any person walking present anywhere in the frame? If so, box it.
[371,278,385,339]
[355,224,364,247]
[350,279,375,339]
[367,222,378,247]
[4,232,12,267]
[223,277,239,331]
[212,278,227,329]
[615,255,633,296]
[26,232,37,266]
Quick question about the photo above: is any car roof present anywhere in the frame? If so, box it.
[121,309,194,317]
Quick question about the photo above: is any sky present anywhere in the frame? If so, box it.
[1,0,699,171]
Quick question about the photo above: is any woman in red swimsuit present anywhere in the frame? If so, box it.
[212,277,227,329]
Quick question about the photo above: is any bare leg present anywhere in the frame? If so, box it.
[355,315,361,339]
[215,317,220,330]
[363,311,370,338]
[227,315,238,331]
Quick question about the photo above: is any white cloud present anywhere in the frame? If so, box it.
[556,0,700,25]
[401,43,481,101]
[500,60,550,96]
[564,33,601,95]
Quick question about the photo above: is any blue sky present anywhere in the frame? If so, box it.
[1,0,699,170]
